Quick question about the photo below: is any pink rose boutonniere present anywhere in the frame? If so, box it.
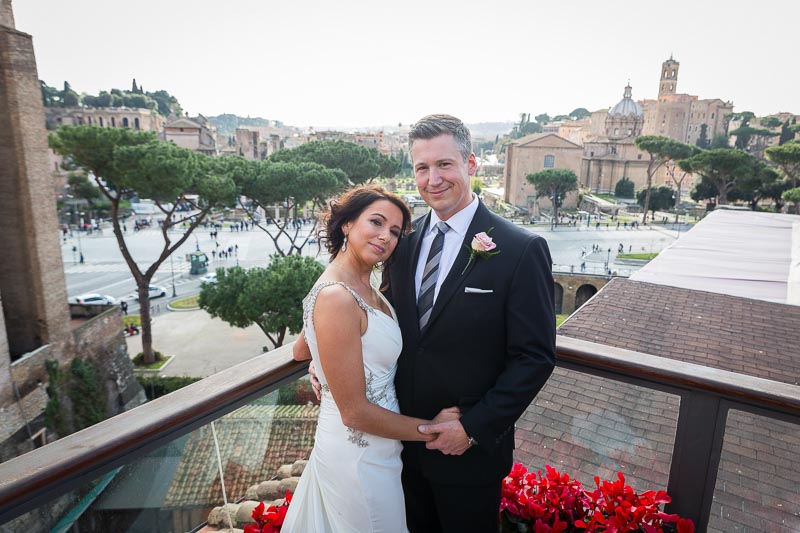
[462,228,501,274]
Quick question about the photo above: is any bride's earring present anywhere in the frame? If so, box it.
[342,234,348,252]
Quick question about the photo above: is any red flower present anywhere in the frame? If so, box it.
[499,464,694,533]
[244,490,293,533]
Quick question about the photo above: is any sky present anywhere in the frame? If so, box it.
[12,0,800,130]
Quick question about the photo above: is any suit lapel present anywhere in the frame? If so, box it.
[421,202,493,337]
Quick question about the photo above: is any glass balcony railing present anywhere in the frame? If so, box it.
[0,337,798,532]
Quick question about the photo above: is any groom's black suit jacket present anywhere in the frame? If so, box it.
[387,201,556,485]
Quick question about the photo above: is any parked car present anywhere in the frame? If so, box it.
[134,285,167,300]
[403,194,426,207]
[72,293,117,306]
[200,272,217,285]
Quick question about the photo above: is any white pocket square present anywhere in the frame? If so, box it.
[464,287,493,294]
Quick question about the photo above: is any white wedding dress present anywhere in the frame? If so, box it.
[283,281,408,533]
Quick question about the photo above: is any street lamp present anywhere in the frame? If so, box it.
[77,211,85,263]
[169,254,177,297]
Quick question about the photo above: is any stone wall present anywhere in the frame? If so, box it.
[71,308,145,414]
[553,273,609,315]
[1,307,145,462]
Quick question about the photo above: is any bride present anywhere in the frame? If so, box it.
[283,185,457,532]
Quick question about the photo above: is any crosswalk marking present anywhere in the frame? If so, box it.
[65,262,192,274]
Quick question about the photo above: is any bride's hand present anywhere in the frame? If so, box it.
[308,361,322,401]
[432,406,461,424]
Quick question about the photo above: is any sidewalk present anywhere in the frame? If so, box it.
[126,309,296,378]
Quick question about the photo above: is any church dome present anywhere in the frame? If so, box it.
[609,84,643,118]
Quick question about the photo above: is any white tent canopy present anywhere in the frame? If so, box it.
[631,209,800,305]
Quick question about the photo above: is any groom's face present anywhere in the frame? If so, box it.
[411,134,477,222]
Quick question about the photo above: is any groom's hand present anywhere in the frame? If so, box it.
[431,406,461,424]
[417,419,471,456]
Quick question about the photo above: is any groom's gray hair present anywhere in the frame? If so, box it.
[408,114,472,163]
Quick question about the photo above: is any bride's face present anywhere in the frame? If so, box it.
[343,200,404,265]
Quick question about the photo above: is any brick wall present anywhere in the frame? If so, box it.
[0,22,70,359]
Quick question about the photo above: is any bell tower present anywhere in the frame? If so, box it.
[658,55,680,100]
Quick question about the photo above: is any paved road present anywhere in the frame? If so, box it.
[62,220,684,299]
[62,217,686,377]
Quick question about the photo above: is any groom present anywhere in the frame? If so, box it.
[388,114,556,531]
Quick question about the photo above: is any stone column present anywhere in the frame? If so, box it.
[0,0,14,29]
[0,4,71,359]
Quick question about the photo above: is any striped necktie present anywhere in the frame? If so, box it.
[417,221,450,330]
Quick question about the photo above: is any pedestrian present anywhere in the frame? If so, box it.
[581,261,586,272]
[79,252,84,264]
[120,300,128,315]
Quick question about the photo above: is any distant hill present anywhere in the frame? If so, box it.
[466,122,514,139]
[208,114,282,136]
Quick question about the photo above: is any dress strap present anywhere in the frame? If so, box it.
[303,281,375,326]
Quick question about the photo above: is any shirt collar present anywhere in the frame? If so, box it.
[428,194,479,239]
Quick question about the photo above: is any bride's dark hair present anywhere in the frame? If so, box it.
[320,184,412,266]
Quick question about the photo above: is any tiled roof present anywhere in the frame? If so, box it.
[558,278,800,385]
[510,276,800,531]
[162,404,318,509]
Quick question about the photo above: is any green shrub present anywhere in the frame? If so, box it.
[136,375,201,400]
[277,379,320,406]
[44,357,108,436]
[614,177,635,198]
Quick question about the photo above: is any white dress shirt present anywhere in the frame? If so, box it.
[414,195,480,303]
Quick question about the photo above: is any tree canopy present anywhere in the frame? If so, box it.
[511,113,542,138]
[636,186,675,216]
[237,159,344,256]
[614,177,635,198]
[569,108,591,120]
[782,187,800,213]
[50,126,236,363]
[40,79,183,116]
[765,142,800,188]
[269,140,392,184]
[199,256,324,349]
[634,136,697,222]
[526,168,578,224]
[679,148,757,205]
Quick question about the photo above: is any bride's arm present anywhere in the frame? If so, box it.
[314,285,433,442]
[293,331,312,361]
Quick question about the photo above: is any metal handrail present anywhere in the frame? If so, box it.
[1,336,798,527]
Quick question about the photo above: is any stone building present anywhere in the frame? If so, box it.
[640,56,733,146]
[1,0,143,472]
[235,127,280,160]
[45,106,164,133]
[164,115,218,156]
[505,57,734,212]
[580,83,651,193]
[503,133,583,215]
